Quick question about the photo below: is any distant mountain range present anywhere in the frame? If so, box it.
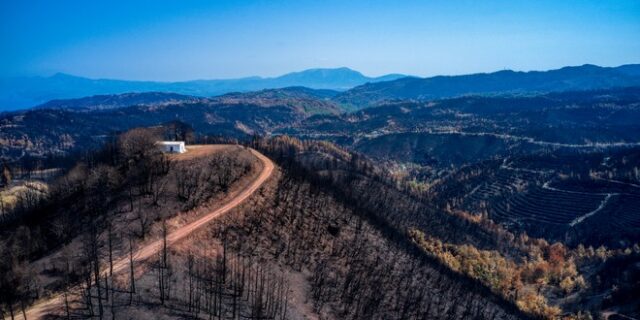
[0,67,404,111]
[335,64,640,108]
[35,92,203,111]
[3,64,640,111]
[32,87,343,114]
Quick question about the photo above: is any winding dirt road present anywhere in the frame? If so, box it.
[19,147,274,319]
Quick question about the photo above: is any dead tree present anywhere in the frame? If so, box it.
[157,220,171,305]
[128,233,136,305]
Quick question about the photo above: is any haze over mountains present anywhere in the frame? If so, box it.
[3,66,640,319]
[335,64,640,108]
[5,0,640,318]
[0,67,404,111]
[2,64,640,112]
[35,92,203,111]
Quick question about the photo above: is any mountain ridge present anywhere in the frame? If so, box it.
[35,92,204,111]
[0,67,405,111]
[334,64,640,108]
[5,63,640,111]
[31,87,342,114]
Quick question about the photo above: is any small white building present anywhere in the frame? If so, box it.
[157,141,186,153]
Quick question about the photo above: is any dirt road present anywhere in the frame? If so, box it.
[19,147,275,319]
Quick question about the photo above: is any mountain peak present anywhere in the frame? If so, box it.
[279,67,365,79]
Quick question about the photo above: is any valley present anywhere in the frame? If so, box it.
[4,1,640,319]
[1,68,639,320]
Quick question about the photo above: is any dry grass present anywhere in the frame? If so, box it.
[0,181,48,209]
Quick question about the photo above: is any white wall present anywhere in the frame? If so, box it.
[158,142,186,153]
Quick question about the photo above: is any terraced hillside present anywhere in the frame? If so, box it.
[490,186,605,226]
[604,194,640,230]
[440,151,640,248]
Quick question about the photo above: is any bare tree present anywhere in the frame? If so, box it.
[128,233,136,305]
[157,220,171,305]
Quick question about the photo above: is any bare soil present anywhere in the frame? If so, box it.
[16,146,274,320]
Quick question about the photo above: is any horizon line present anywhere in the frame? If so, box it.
[4,62,639,83]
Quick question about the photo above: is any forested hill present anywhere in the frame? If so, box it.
[2,86,640,164]
[0,87,342,160]
[34,92,204,111]
[1,120,638,318]
[0,131,533,319]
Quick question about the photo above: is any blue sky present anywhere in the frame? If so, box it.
[2,0,639,81]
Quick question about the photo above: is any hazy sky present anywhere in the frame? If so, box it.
[2,0,639,81]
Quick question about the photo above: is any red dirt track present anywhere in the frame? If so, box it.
[19,147,275,320]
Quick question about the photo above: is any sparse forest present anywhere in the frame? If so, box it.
[3,2,640,318]
[0,83,640,319]
[2,129,639,319]
[0,127,258,319]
